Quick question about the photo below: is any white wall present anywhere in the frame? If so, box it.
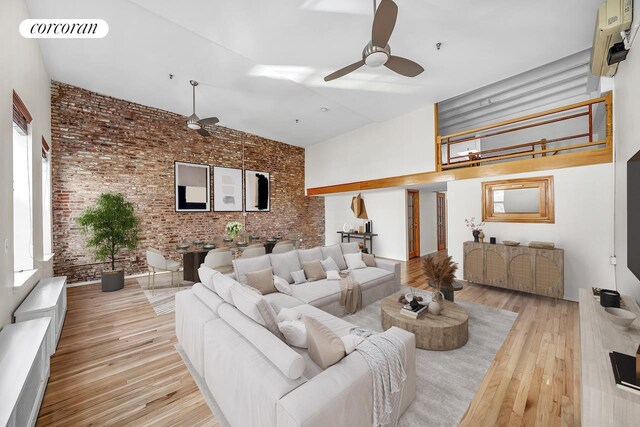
[0,0,52,328]
[305,105,435,189]
[447,164,614,302]
[419,190,438,256]
[613,41,640,302]
[324,189,408,261]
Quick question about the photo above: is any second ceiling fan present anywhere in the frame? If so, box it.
[186,80,219,137]
[324,0,424,82]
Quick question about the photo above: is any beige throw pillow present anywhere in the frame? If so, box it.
[305,316,346,369]
[362,253,376,267]
[246,267,277,295]
[303,260,326,282]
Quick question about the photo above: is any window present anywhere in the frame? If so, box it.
[42,138,52,255]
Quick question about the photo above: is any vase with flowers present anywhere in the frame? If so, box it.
[465,217,485,243]
[422,255,458,314]
[225,221,243,240]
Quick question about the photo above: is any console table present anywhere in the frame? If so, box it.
[579,288,640,426]
[337,231,378,254]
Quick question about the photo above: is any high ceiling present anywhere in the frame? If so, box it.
[27,0,602,147]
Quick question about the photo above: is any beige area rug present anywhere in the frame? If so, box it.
[136,273,193,316]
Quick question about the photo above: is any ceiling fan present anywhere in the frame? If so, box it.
[186,80,219,137]
[324,0,424,82]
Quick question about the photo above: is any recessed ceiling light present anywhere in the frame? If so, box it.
[320,107,329,112]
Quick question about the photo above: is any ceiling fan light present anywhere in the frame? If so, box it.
[186,114,201,130]
[365,51,389,67]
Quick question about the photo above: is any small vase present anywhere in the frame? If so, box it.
[428,300,442,315]
[472,230,480,243]
[478,231,485,242]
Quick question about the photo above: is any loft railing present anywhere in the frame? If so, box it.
[435,92,612,171]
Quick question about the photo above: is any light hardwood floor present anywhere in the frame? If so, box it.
[37,255,579,426]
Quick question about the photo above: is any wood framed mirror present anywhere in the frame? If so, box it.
[482,176,554,223]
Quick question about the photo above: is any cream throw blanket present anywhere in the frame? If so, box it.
[355,333,407,427]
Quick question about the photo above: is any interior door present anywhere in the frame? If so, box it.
[437,192,447,251]
[407,190,420,259]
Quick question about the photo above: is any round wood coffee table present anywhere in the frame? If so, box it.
[381,294,469,350]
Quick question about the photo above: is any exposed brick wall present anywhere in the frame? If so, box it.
[51,82,324,283]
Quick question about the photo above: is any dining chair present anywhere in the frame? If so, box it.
[146,248,181,295]
[286,234,301,249]
[240,245,266,259]
[272,241,295,254]
[203,249,234,274]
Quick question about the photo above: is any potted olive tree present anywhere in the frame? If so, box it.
[77,193,140,292]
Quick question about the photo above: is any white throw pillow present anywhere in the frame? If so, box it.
[278,320,308,348]
[341,334,365,354]
[344,253,367,270]
[277,307,303,322]
[291,269,307,284]
[274,275,294,295]
[211,271,237,304]
[198,265,216,292]
[326,270,341,281]
[320,257,340,272]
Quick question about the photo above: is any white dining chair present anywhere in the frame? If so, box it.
[146,248,181,294]
[240,245,266,259]
[272,241,295,254]
[203,249,234,274]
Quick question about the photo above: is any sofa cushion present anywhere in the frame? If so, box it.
[321,244,347,271]
[198,265,217,291]
[291,304,355,337]
[246,267,278,295]
[349,267,393,290]
[340,242,360,254]
[270,251,302,284]
[217,304,305,380]
[192,283,225,313]
[297,247,323,264]
[320,257,340,272]
[302,260,326,282]
[291,270,307,284]
[344,253,367,270]
[362,253,376,267]
[290,280,342,305]
[326,270,341,281]
[305,316,346,369]
[212,271,237,304]
[233,254,272,285]
[264,293,304,313]
[278,320,307,348]
[274,275,293,295]
[230,283,285,341]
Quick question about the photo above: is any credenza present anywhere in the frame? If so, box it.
[463,241,564,298]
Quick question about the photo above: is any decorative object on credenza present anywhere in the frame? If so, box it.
[465,217,485,243]
[225,221,243,239]
[604,307,637,330]
[502,240,520,246]
[245,170,270,211]
[213,166,243,212]
[365,220,372,233]
[174,161,211,212]
[600,289,621,308]
[77,193,140,292]
[490,237,496,244]
[342,223,354,233]
[609,349,640,395]
[422,255,458,307]
[529,241,555,249]
[478,231,485,242]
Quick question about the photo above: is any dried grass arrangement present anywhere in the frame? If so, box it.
[422,255,458,295]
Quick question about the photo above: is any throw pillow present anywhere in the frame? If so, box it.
[229,283,284,340]
[232,254,272,285]
[273,275,294,295]
[278,320,307,348]
[197,265,216,292]
[362,253,376,267]
[303,260,326,282]
[277,307,303,322]
[344,253,367,270]
[291,270,307,284]
[341,334,365,354]
[246,267,278,295]
[340,242,360,254]
[211,271,237,304]
[305,316,346,369]
[320,257,340,272]
[269,251,302,284]
[320,244,347,271]
[326,270,341,281]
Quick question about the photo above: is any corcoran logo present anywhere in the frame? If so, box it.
[19,19,109,39]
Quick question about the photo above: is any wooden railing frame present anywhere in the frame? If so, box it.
[436,91,613,171]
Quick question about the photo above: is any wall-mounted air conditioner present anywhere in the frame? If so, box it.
[591,0,633,77]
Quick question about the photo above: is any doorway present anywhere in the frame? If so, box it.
[437,192,447,251]
[407,190,420,259]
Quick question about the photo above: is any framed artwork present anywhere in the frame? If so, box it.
[174,161,210,212]
[213,166,243,212]
[245,170,270,212]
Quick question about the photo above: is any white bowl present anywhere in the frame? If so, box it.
[405,291,432,306]
[604,307,637,330]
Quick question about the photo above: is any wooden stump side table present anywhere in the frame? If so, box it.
[381,294,469,350]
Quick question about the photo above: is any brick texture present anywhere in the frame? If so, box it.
[51,82,324,283]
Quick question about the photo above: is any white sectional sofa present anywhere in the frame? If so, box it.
[175,243,415,427]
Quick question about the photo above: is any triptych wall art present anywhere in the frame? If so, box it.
[174,162,270,213]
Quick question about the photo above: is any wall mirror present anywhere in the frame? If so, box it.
[482,176,554,223]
